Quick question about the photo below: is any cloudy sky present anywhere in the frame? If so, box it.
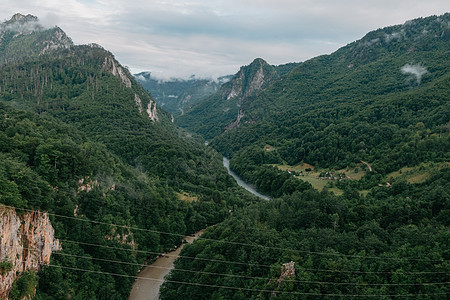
[1,1,448,79]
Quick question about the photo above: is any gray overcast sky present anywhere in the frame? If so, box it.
[1,1,448,79]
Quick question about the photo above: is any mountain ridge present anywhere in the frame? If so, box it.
[160,13,450,298]
[0,13,73,61]
[176,58,299,138]
[179,13,449,170]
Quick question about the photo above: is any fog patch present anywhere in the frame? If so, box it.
[362,38,380,47]
[384,31,403,43]
[401,64,428,84]
[135,74,146,81]
[0,14,50,35]
[1,21,43,34]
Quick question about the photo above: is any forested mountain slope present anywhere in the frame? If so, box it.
[160,14,450,299]
[0,13,73,62]
[161,167,449,299]
[176,58,299,139]
[0,14,254,299]
[181,14,450,191]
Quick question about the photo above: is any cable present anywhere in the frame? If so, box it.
[55,238,450,277]
[57,238,277,269]
[4,204,446,263]
[46,250,449,287]
[45,264,450,298]
[21,237,449,278]
[7,202,449,297]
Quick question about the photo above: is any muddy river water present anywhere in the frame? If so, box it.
[128,229,205,300]
[129,156,269,299]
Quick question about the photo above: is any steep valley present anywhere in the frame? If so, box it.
[0,12,449,300]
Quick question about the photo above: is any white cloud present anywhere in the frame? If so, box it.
[0,0,448,78]
[401,64,428,84]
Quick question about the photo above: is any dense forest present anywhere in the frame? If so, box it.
[161,168,449,298]
[161,14,450,299]
[0,14,255,299]
[176,58,299,139]
[0,12,448,299]
[176,14,450,194]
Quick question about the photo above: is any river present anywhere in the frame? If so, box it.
[128,229,205,300]
[222,157,270,201]
[128,157,268,299]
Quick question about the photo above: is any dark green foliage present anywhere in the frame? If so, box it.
[179,14,450,194]
[0,16,251,298]
[2,13,449,299]
[0,43,238,195]
[160,14,450,299]
[161,169,450,299]
[0,94,247,299]
[176,58,294,139]
[0,260,13,275]
[9,271,38,300]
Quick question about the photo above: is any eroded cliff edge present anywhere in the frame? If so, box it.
[0,206,61,299]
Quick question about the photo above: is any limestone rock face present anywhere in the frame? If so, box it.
[147,99,159,122]
[222,58,276,129]
[39,27,73,54]
[0,206,61,299]
[102,56,159,121]
[102,56,132,88]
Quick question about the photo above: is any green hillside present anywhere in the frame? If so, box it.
[177,14,450,195]
[1,12,449,299]
[176,58,299,139]
[0,14,254,299]
[161,14,450,299]
[161,168,449,298]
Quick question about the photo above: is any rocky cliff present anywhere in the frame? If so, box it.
[0,206,61,299]
[175,58,280,139]
[222,58,278,129]
[222,58,276,102]
[102,55,159,121]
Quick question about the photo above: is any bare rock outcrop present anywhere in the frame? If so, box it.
[277,261,295,287]
[147,99,159,122]
[102,56,159,122]
[102,56,132,88]
[0,206,61,299]
[39,27,73,54]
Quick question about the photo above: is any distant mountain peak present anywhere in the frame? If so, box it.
[0,14,73,60]
[9,13,38,23]
[224,57,276,101]
[251,57,269,65]
[1,13,43,35]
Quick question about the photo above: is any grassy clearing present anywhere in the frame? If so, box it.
[272,163,371,195]
[276,163,315,172]
[336,165,366,180]
[176,191,199,203]
[273,164,345,195]
[387,162,449,184]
